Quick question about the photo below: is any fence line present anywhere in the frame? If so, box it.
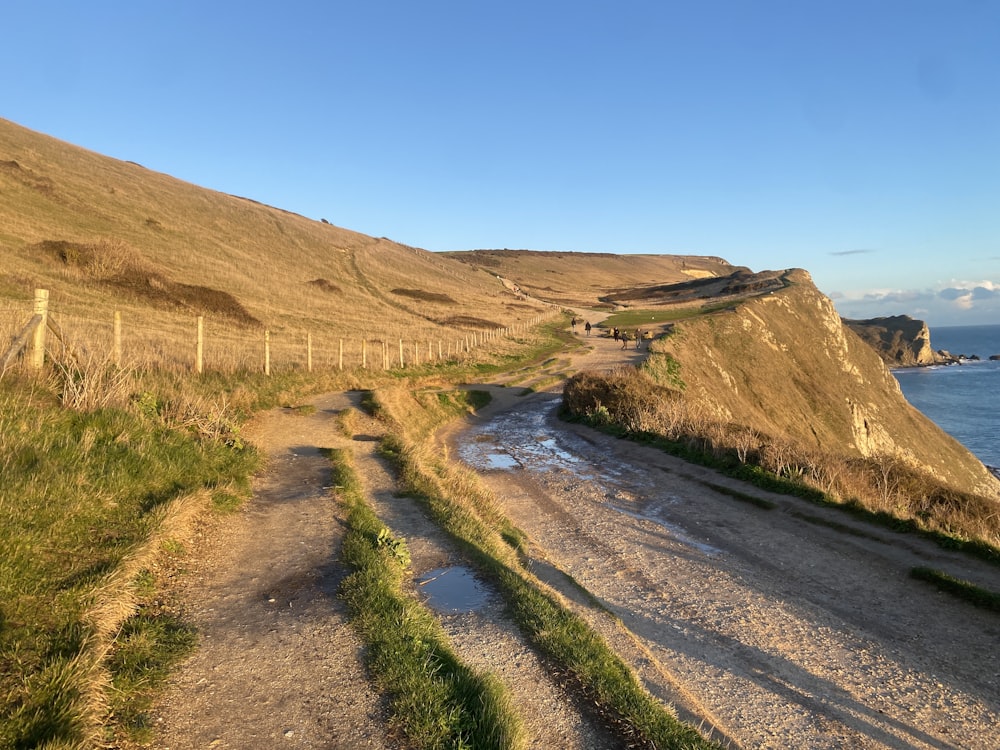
[0,289,558,378]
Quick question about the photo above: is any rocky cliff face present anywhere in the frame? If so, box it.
[651,269,999,497]
[843,315,939,367]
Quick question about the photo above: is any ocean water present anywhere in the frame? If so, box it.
[892,324,1000,468]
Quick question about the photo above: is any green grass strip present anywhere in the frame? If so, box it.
[327,448,522,750]
[910,567,1000,612]
[699,480,778,509]
[375,427,722,750]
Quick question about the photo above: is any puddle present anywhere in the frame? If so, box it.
[417,566,489,613]
[484,452,519,470]
[458,400,593,478]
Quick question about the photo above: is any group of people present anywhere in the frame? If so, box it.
[613,327,644,349]
[571,317,644,350]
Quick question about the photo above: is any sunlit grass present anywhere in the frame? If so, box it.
[0,375,259,748]
[910,567,1000,611]
[329,446,523,750]
[601,303,731,330]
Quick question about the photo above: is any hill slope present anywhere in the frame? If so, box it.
[2,116,996,500]
[0,118,547,360]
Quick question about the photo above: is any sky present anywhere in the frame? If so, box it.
[3,1,999,327]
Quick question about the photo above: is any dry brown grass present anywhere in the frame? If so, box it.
[0,118,552,379]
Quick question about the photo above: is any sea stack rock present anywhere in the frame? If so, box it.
[842,315,940,367]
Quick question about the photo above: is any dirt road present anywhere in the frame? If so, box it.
[151,322,1000,749]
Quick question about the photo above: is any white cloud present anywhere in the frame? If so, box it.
[828,279,1000,325]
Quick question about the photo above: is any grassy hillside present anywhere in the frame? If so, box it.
[652,269,998,496]
[0,118,569,748]
[563,269,1000,551]
[0,118,548,372]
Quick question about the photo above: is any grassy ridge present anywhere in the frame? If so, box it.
[330,446,523,749]
[910,567,1000,611]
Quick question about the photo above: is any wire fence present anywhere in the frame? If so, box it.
[1,290,556,378]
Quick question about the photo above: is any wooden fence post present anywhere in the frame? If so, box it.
[307,332,313,373]
[362,339,367,369]
[399,339,404,368]
[30,289,48,370]
[339,338,344,371]
[196,316,204,374]
[264,330,271,376]
[113,311,122,367]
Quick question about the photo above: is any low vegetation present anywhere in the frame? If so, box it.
[0,370,259,748]
[910,567,1000,612]
[36,237,261,326]
[599,302,733,330]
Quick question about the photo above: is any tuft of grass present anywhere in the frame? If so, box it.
[104,611,197,743]
[328,446,523,750]
[910,567,1000,612]
[700,480,778,510]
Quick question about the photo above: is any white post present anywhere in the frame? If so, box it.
[30,289,48,370]
[196,316,204,374]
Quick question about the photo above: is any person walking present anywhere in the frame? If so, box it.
[584,320,592,336]
[620,330,629,349]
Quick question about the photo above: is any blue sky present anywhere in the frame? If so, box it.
[3,1,999,326]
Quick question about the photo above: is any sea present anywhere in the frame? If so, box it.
[892,324,1000,469]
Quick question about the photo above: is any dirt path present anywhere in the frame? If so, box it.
[151,393,393,749]
[149,323,641,749]
[150,321,1000,749]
